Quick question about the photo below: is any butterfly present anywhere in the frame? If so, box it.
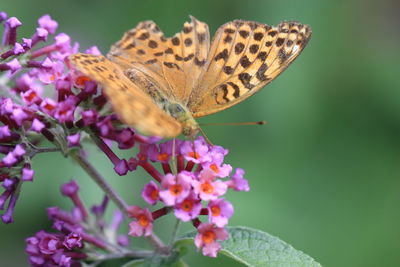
[69,16,311,138]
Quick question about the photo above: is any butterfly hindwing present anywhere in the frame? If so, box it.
[189,21,312,118]
[69,53,182,138]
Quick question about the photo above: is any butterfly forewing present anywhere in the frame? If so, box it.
[188,21,312,118]
[161,16,210,104]
[69,53,182,137]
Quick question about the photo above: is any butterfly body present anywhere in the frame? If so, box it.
[70,17,311,138]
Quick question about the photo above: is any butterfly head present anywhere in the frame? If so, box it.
[167,102,199,138]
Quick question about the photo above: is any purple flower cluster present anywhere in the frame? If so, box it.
[126,137,250,257]
[25,180,128,267]
[0,12,149,223]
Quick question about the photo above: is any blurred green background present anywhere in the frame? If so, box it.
[1,0,400,266]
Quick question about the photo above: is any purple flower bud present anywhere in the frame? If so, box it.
[22,38,32,49]
[0,125,10,138]
[2,177,17,190]
[0,12,7,23]
[13,42,24,55]
[11,107,28,125]
[67,133,80,147]
[54,33,70,50]
[114,159,129,176]
[2,17,22,45]
[6,17,21,28]
[22,167,34,181]
[63,232,82,250]
[37,231,61,254]
[85,46,101,55]
[80,109,98,126]
[117,235,130,247]
[61,180,79,197]
[2,151,18,166]
[31,27,48,46]
[38,15,58,34]
[31,118,45,132]
[0,58,21,74]
[13,144,26,157]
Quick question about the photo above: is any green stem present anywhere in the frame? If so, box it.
[70,150,130,217]
[170,219,181,246]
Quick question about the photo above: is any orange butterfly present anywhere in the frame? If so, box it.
[70,16,311,138]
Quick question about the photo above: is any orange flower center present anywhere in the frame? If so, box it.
[188,151,200,159]
[210,205,221,216]
[157,153,169,161]
[169,184,183,196]
[75,75,91,86]
[139,155,146,161]
[200,182,214,194]
[43,103,55,111]
[210,163,219,173]
[50,75,55,81]
[26,91,37,101]
[202,230,216,244]
[181,199,193,212]
[150,189,159,200]
[138,214,149,227]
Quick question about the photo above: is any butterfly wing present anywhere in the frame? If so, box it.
[69,53,182,138]
[107,16,210,105]
[188,21,312,118]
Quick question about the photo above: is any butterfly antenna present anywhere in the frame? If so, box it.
[199,120,267,126]
[198,127,214,146]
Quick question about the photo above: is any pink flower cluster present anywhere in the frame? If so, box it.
[26,180,129,266]
[127,137,250,257]
[1,11,252,262]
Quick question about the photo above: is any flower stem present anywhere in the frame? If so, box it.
[70,150,167,251]
[70,150,130,217]
[169,218,181,246]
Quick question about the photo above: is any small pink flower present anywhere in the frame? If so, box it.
[38,14,58,34]
[127,206,153,237]
[180,137,211,164]
[192,169,227,201]
[174,192,202,221]
[227,168,250,191]
[194,223,229,257]
[208,199,234,227]
[159,171,193,206]
[141,181,160,205]
[22,89,42,105]
[40,98,57,115]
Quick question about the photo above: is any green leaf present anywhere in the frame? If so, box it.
[121,250,184,267]
[176,226,322,267]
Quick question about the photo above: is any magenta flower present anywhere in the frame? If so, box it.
[208,199,234,227]
[67,133,80,147]
[128,206,153,237]
[174,192,202,221]
[180,137,211,164]
[227,168,250,191]
[141,181,160,205]
[62,232,82,250]
[194,223,229,257]
[192,169,228,201]
[159,171,193,206]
